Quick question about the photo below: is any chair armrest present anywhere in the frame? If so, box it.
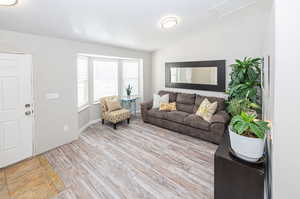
[140,100,153,122]
[211,111,230,124]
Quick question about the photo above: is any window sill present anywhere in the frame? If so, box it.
[78,105,90,112]
[93,101,100,105]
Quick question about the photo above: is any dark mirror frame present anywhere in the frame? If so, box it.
[165,60,226,92]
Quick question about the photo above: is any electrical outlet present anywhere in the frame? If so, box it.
[63,125,69,132]
[46,93,60,100]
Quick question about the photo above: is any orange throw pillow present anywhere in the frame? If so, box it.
[159,102,176,111]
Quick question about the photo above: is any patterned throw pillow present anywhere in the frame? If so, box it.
[159,102,176,111]
[153,94,169,108]
[196,98,218,122]
[106,99,122,112]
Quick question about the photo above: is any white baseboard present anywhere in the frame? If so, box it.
[79,118,101,133]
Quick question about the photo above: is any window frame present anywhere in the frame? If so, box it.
[121,59,141,98]
[76,55,143,108]
[77,56,89,110]
[92,57,120,103]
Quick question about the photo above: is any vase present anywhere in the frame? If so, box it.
[229,128,265,162]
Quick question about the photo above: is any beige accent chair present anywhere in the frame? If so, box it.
[100,96,131,129]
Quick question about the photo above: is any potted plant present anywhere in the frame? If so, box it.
[227,57,262,104]
[227,97,260,117]
[126,84,133,98]
[229,112,270,162]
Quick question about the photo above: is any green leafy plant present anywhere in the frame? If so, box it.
[230,112,270,139]
[227,97,260,117]
[227,57,262,103]
[126,84,133,96]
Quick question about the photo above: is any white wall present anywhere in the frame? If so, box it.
[273,1,300,198]
[0,29,152,154]
[152,2,269,98]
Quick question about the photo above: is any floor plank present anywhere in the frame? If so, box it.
[45,119,217,199]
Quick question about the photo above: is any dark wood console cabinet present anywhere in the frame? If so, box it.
[214,133,265,199]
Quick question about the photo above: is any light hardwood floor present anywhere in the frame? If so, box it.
[46,119,217,199]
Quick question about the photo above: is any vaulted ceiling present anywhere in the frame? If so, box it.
[0,0,263,51]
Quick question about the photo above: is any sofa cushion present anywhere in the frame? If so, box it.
[148,108,167,119]
[184,114,210,130]
[104,109,131,124]
[165,111,189,124]
[159,90,177,102]
[106,99,122,112]
[176,103,194,114]
[176,93,196,105]
[193,95,225,113]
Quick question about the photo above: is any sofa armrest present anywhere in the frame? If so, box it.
[211,111,230,124]
[209,111,230,143]
[141,100,153,110]
[140,100,153,122]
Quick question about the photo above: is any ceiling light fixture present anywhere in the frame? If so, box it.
[160,16,179,29]
[0,0,17,6]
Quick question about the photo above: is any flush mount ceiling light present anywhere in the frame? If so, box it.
[160,16,179,29]
[0,0,17,6]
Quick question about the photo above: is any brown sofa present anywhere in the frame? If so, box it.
[141,90,230,144]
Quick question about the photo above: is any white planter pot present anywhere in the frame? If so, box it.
[229,128,265,162]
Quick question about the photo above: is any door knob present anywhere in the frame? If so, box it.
[25,111,31,116]
[25,104,31,108]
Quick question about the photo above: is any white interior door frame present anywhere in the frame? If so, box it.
[0,53,35,168]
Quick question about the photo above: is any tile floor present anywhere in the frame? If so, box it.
[0,156,65,199]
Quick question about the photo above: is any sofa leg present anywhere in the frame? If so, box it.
[102,119,104,125]
[127,118,130,124]
[113,123,117,130]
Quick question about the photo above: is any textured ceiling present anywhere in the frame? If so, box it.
[0,0,260,51]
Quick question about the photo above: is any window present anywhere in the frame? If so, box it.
[93,59,119,102]
[77,56,89,108]
[122,60,139,96]
[77,54,143,110]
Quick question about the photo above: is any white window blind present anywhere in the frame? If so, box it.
[93,59,119,102]
[122,60,139,97]
[77,56,89,108]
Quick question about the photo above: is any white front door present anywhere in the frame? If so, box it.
[0,53,33,168]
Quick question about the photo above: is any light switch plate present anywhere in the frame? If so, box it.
[46,93,59,100]
[63,125,69,132]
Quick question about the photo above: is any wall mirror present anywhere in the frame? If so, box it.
[166,60,226,92]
